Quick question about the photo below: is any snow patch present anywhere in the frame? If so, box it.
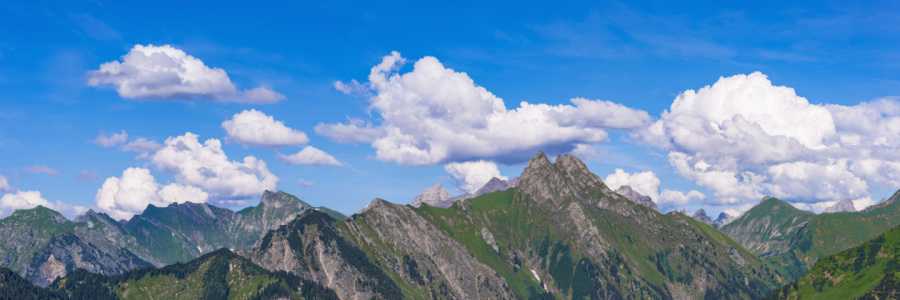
[530,269,547,291]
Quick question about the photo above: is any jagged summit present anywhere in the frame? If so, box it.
[413,177,519,208]
[518,152,616,208]
[822,198,856,213]
[412,183,452,207]
[614,185,659,211]
[691,209,713,224]
[712,211,737,226]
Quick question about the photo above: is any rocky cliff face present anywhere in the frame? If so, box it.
[411,183,452,208]
[822,198,856,213]
[614,185,658,211]
[345,199,517,299]
[0,206,152,286]
[247,209,401,299]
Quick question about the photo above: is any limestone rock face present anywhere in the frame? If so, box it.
[412,183,452,207]
[615,185,659,211]
[345,199,517,299]
[247,210,401,299]
[823,198,856,213]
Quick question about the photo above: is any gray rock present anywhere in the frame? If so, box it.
[691,209,713,224]
[823,198,856,213]
[412,183,452,207]
[712,212,738,227]
[615,185,659,211]
[481,227,500,254]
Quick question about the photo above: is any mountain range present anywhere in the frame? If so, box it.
[3,151,900,298]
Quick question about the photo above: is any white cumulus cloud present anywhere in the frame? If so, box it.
[95,167,209,220]
[0,175,11,193]
[604,168,704,210]
[277,146,343,167]
[444,160,508,193]
[0,190,87,218]
[222,109,309,148]
[87,44,284,104]
[318,51,650,166]
[150,132,279,199]
[639,72,900,208]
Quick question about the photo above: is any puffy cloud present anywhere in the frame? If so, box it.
[314,118,382,144]
[23,165,61,177]
[122,138,162,153]
[0,175,11,193]
[319,52,650,166]
[75,170,99,181]
[222,109,309,148]
[604,168,704,209]
[277,146,343,167]
[150,132,278,199]
[639,72,900,208]
[605,169,660,200]
[571,144,599,161]
[94,130,128,147]
[659,190,705,206]
[87,44,284,104]
[0,190,87,218]
[95,167,209,220]
[444,160,507,193]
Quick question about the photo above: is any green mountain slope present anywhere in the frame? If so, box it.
[404,153,782,299]
[255,152,782,299]
[722,191,900,280]
[43,248,338,300]
[767,224,900,299]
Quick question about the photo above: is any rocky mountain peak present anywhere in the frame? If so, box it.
[691,209,713,224]
[823,198,856,213]
[518,151,616,208]
[712,212,737,226]
[412,183,452,207]
[8,206,67,224]
[614,185,659,211]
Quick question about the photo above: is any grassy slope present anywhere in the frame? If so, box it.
[50,249,337,300]
[767,225,900,299]
[725,194,900,281]
[413,188,780,299]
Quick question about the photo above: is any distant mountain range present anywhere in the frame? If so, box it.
[0,190,345,286]
[4,151,900,298]
[412,177,518,208]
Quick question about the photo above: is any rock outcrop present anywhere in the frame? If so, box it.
[712,212,738,227]
[822,198,856,213]
[614,185,659,211]
[691,209,713,224]
[412,183,453,207]
[416,177,519,208]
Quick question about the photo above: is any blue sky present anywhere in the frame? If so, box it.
[1,0,899,219]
